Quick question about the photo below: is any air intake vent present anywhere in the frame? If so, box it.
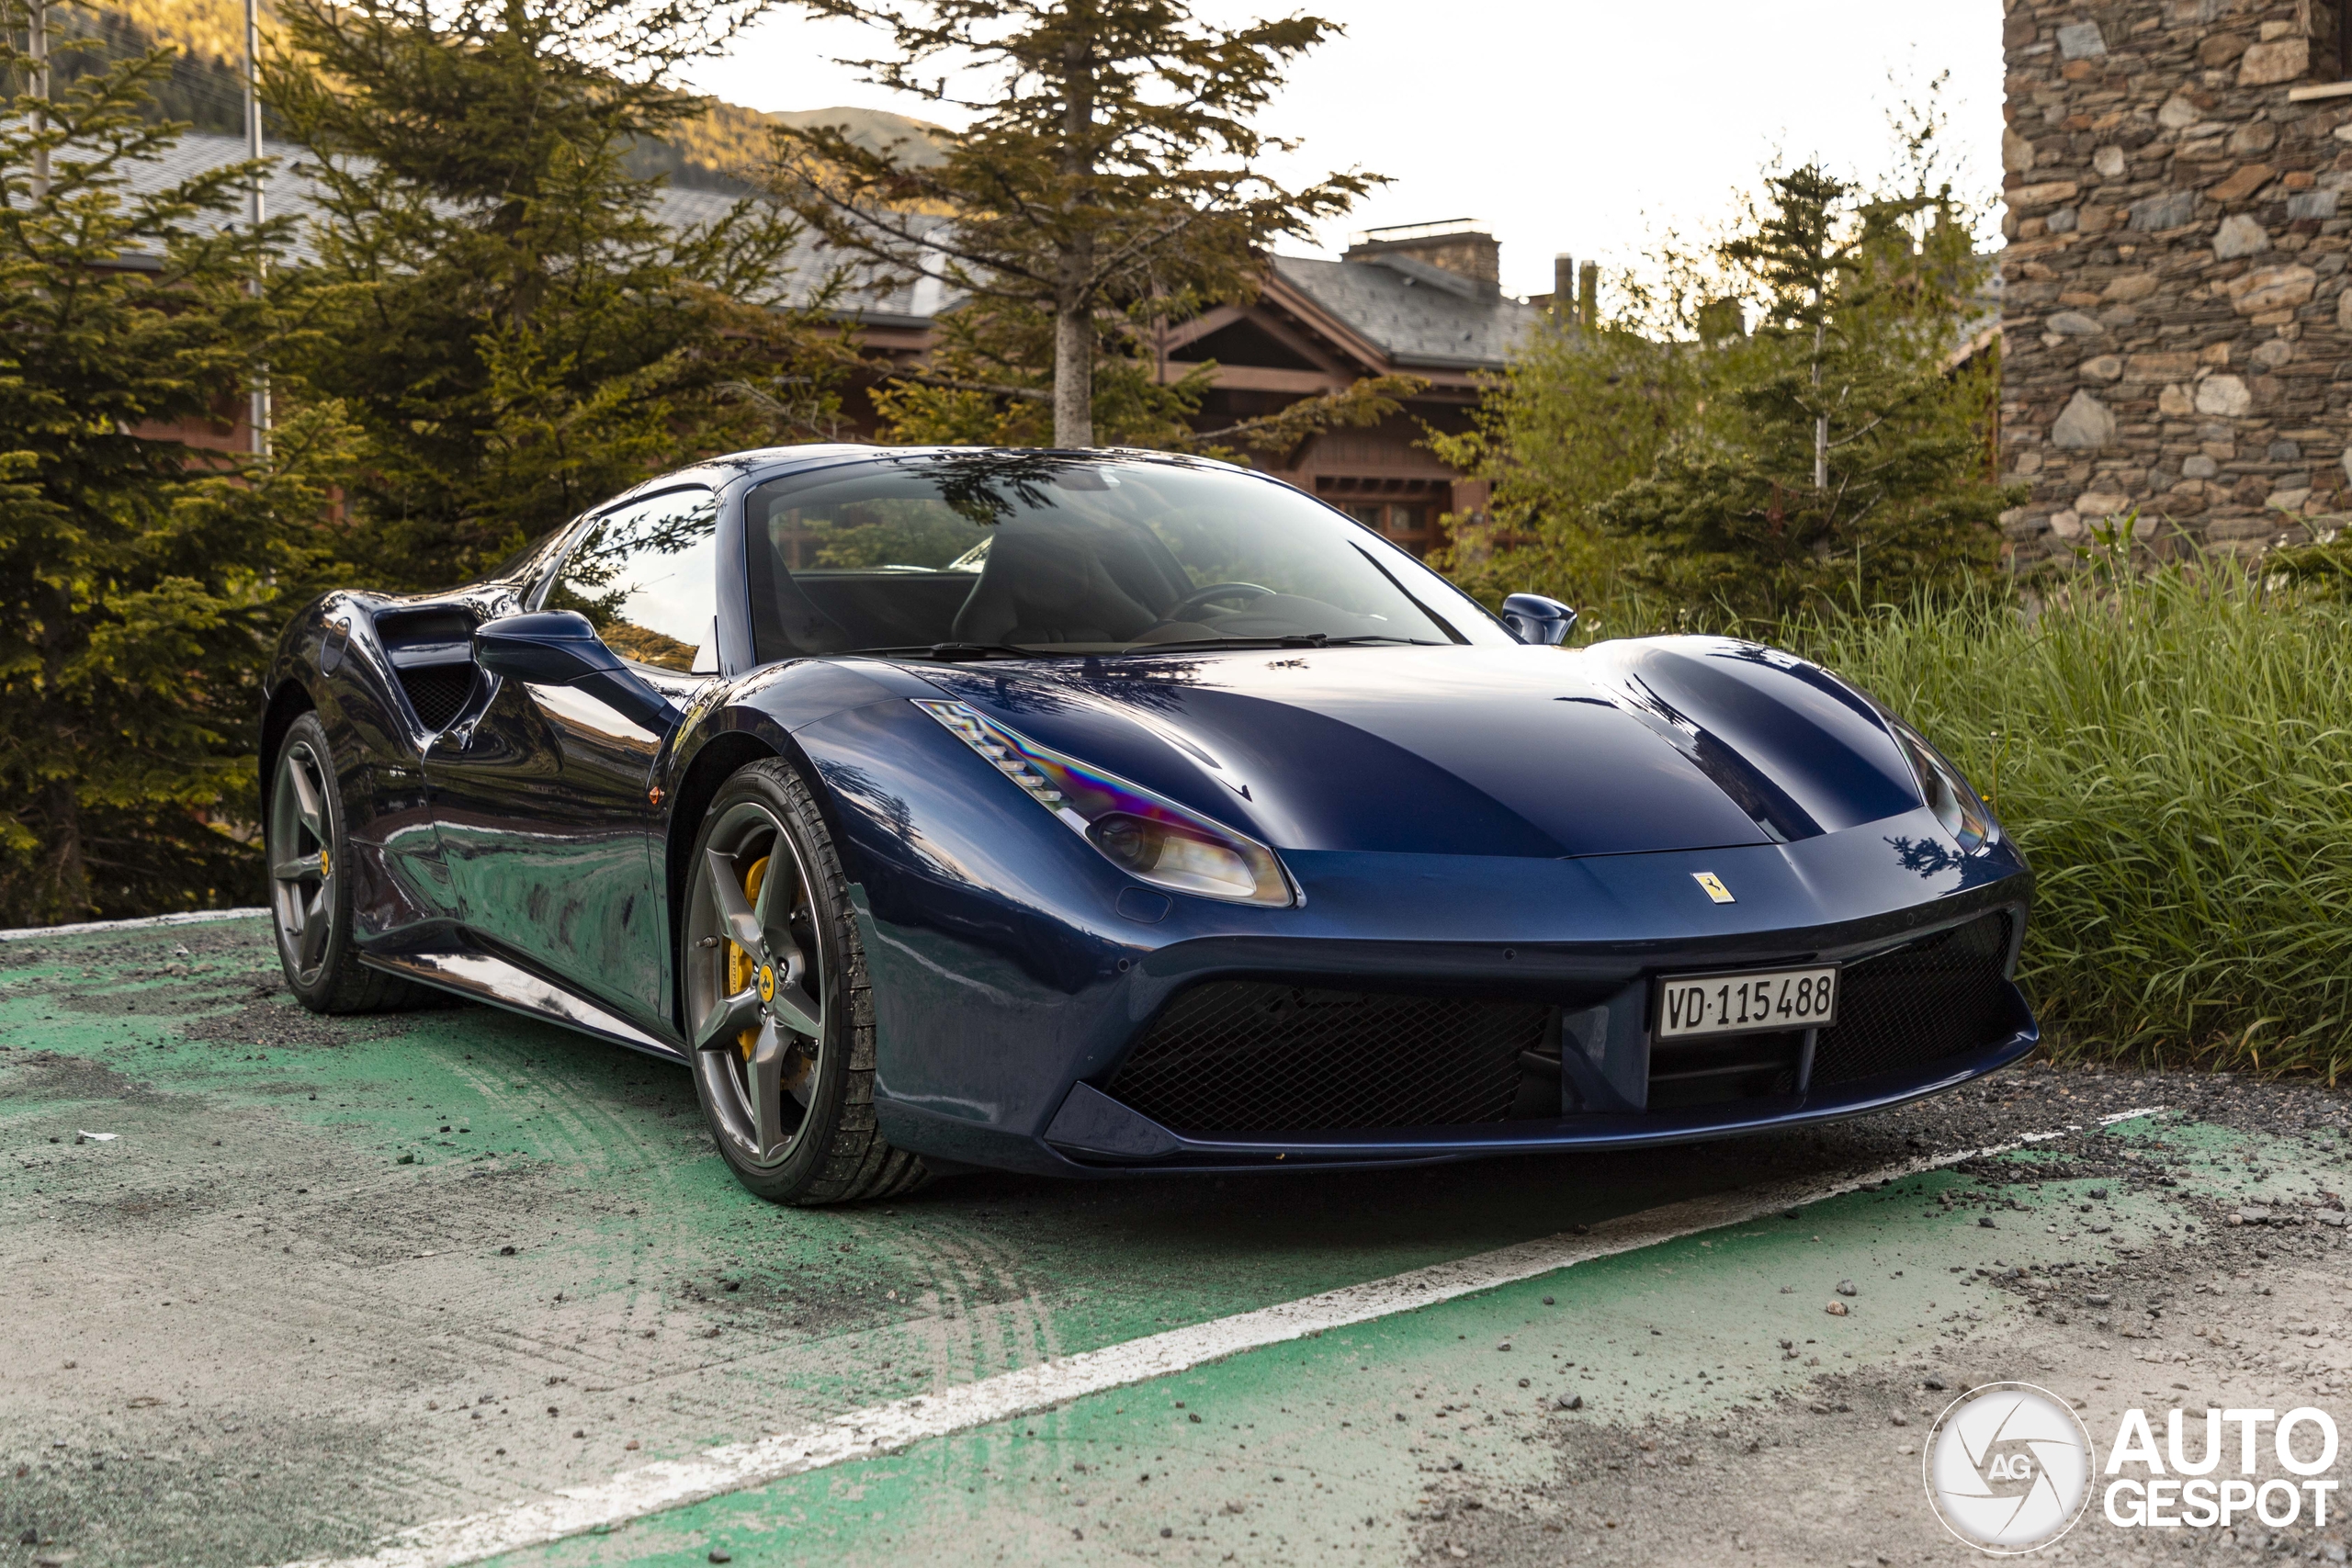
[1808,912,2018,1089]
[1648,1031,1803,1111]
[376,605,481,732]
[397,664,476,731]
[1104,984,1550,1134]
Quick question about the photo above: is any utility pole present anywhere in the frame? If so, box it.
[28,0,48,201]
[243,0,269,457]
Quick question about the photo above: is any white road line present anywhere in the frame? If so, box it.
[0,907,266,942]
[270,1105,2165,1568]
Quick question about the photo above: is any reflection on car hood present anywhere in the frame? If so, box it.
[908,644,1802,858]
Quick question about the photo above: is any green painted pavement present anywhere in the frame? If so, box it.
[2,917,1853,1384]
[480,1119,2238,1566]
[10,917,2324,1566]
[0,915,1926,1566]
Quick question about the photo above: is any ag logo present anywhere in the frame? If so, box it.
[1924,1382,2093,1554]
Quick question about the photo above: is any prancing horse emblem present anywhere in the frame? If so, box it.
[1691,871,1736,904]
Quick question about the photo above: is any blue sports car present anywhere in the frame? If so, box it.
[262,446,2034,1203]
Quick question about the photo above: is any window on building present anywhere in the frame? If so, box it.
[1386,504,1427,536]
[1342,502,1382,531]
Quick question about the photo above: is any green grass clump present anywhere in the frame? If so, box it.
[1792,572,2352,1078]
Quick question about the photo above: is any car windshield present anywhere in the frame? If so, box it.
[742,451,1510,660]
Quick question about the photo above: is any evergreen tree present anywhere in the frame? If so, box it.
[266,0,848,588]
[769,0,1382,448]
[1425,309,1704,626]
[0,10,334,921]
[1600,163,2015,622]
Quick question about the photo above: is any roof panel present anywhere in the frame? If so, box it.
[1270,254,1540,371]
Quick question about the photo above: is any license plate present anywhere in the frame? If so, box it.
[1654,964,1839,1040]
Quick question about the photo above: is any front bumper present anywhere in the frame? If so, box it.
[862,807,2034,1177]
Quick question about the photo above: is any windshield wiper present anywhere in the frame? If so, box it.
[861,641,1062,661]
[1123,634,1436,653]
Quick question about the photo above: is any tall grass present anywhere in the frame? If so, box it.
[1792,572,2352,1078]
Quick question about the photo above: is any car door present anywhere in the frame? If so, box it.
[426,487,721,1029]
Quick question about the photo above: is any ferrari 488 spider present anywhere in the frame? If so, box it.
[262,446,2033,1203]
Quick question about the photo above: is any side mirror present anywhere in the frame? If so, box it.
[473,611,684,734]
[1500,592,1577,647]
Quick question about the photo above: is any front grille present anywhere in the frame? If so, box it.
[398,664,476,731]
[1104,984,1550,1134]
[1809,912,2018,1089]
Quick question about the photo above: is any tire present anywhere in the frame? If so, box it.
[682,758,929,1205]
[266,712,424,1013]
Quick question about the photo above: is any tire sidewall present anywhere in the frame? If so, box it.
[269,712,359,1010]
[685,761,858,1201]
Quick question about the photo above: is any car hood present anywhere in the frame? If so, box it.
[908,644,1794,858]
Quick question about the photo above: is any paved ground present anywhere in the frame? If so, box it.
[3,915,2349,1567]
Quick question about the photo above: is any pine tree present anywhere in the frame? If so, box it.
[1600,163,2015,622]
[266,0,848,589]
[0,10,334,921]
[1425,310,1704,625]
[770,0,1381,448]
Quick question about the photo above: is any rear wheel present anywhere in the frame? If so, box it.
[683,759,928,1205]
[266,712,422,1013]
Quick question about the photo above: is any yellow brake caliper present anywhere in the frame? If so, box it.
[726,855,771,1060]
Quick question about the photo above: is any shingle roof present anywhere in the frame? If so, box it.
[111,132,335,265]
[1269,253,1541,371]
[115,132,925,317]
[115,135,1535,364]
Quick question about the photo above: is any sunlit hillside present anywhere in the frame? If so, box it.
[57,0,946,186]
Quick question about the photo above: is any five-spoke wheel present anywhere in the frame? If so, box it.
[269,730,337,989]
[683,760,926,1203]
[685,796,826,1169]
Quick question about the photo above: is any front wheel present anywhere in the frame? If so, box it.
[682,759,928,1205]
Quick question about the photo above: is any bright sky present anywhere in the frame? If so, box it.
[685,0,2007,301]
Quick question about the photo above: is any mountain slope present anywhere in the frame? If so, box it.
[57,0,945,186]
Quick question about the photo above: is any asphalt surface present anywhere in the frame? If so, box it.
[3,914,2349,1567]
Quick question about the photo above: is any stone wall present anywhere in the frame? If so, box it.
[2002,0,2352,560]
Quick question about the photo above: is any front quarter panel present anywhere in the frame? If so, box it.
[783,692,1153,1147]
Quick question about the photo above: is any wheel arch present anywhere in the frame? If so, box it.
[259,678,318,799]
[663,729,780,1026]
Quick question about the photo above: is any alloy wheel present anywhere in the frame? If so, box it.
[684,800,825,1169]
[268,739,337,987]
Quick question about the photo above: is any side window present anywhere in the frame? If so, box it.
[542,489,720,673]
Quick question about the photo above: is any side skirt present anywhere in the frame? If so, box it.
[362,947,687,1062]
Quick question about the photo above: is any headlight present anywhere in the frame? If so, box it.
[914,699,1296,907]
[1888,719,1996,852]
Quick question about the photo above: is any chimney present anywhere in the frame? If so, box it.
[1553,254,1576,315]
[1344,220,1500,296]
[1578,261,1600,332]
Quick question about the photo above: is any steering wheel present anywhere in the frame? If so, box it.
[1165,582,1276,622]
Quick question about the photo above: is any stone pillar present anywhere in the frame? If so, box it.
[2001,0,2352,562]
